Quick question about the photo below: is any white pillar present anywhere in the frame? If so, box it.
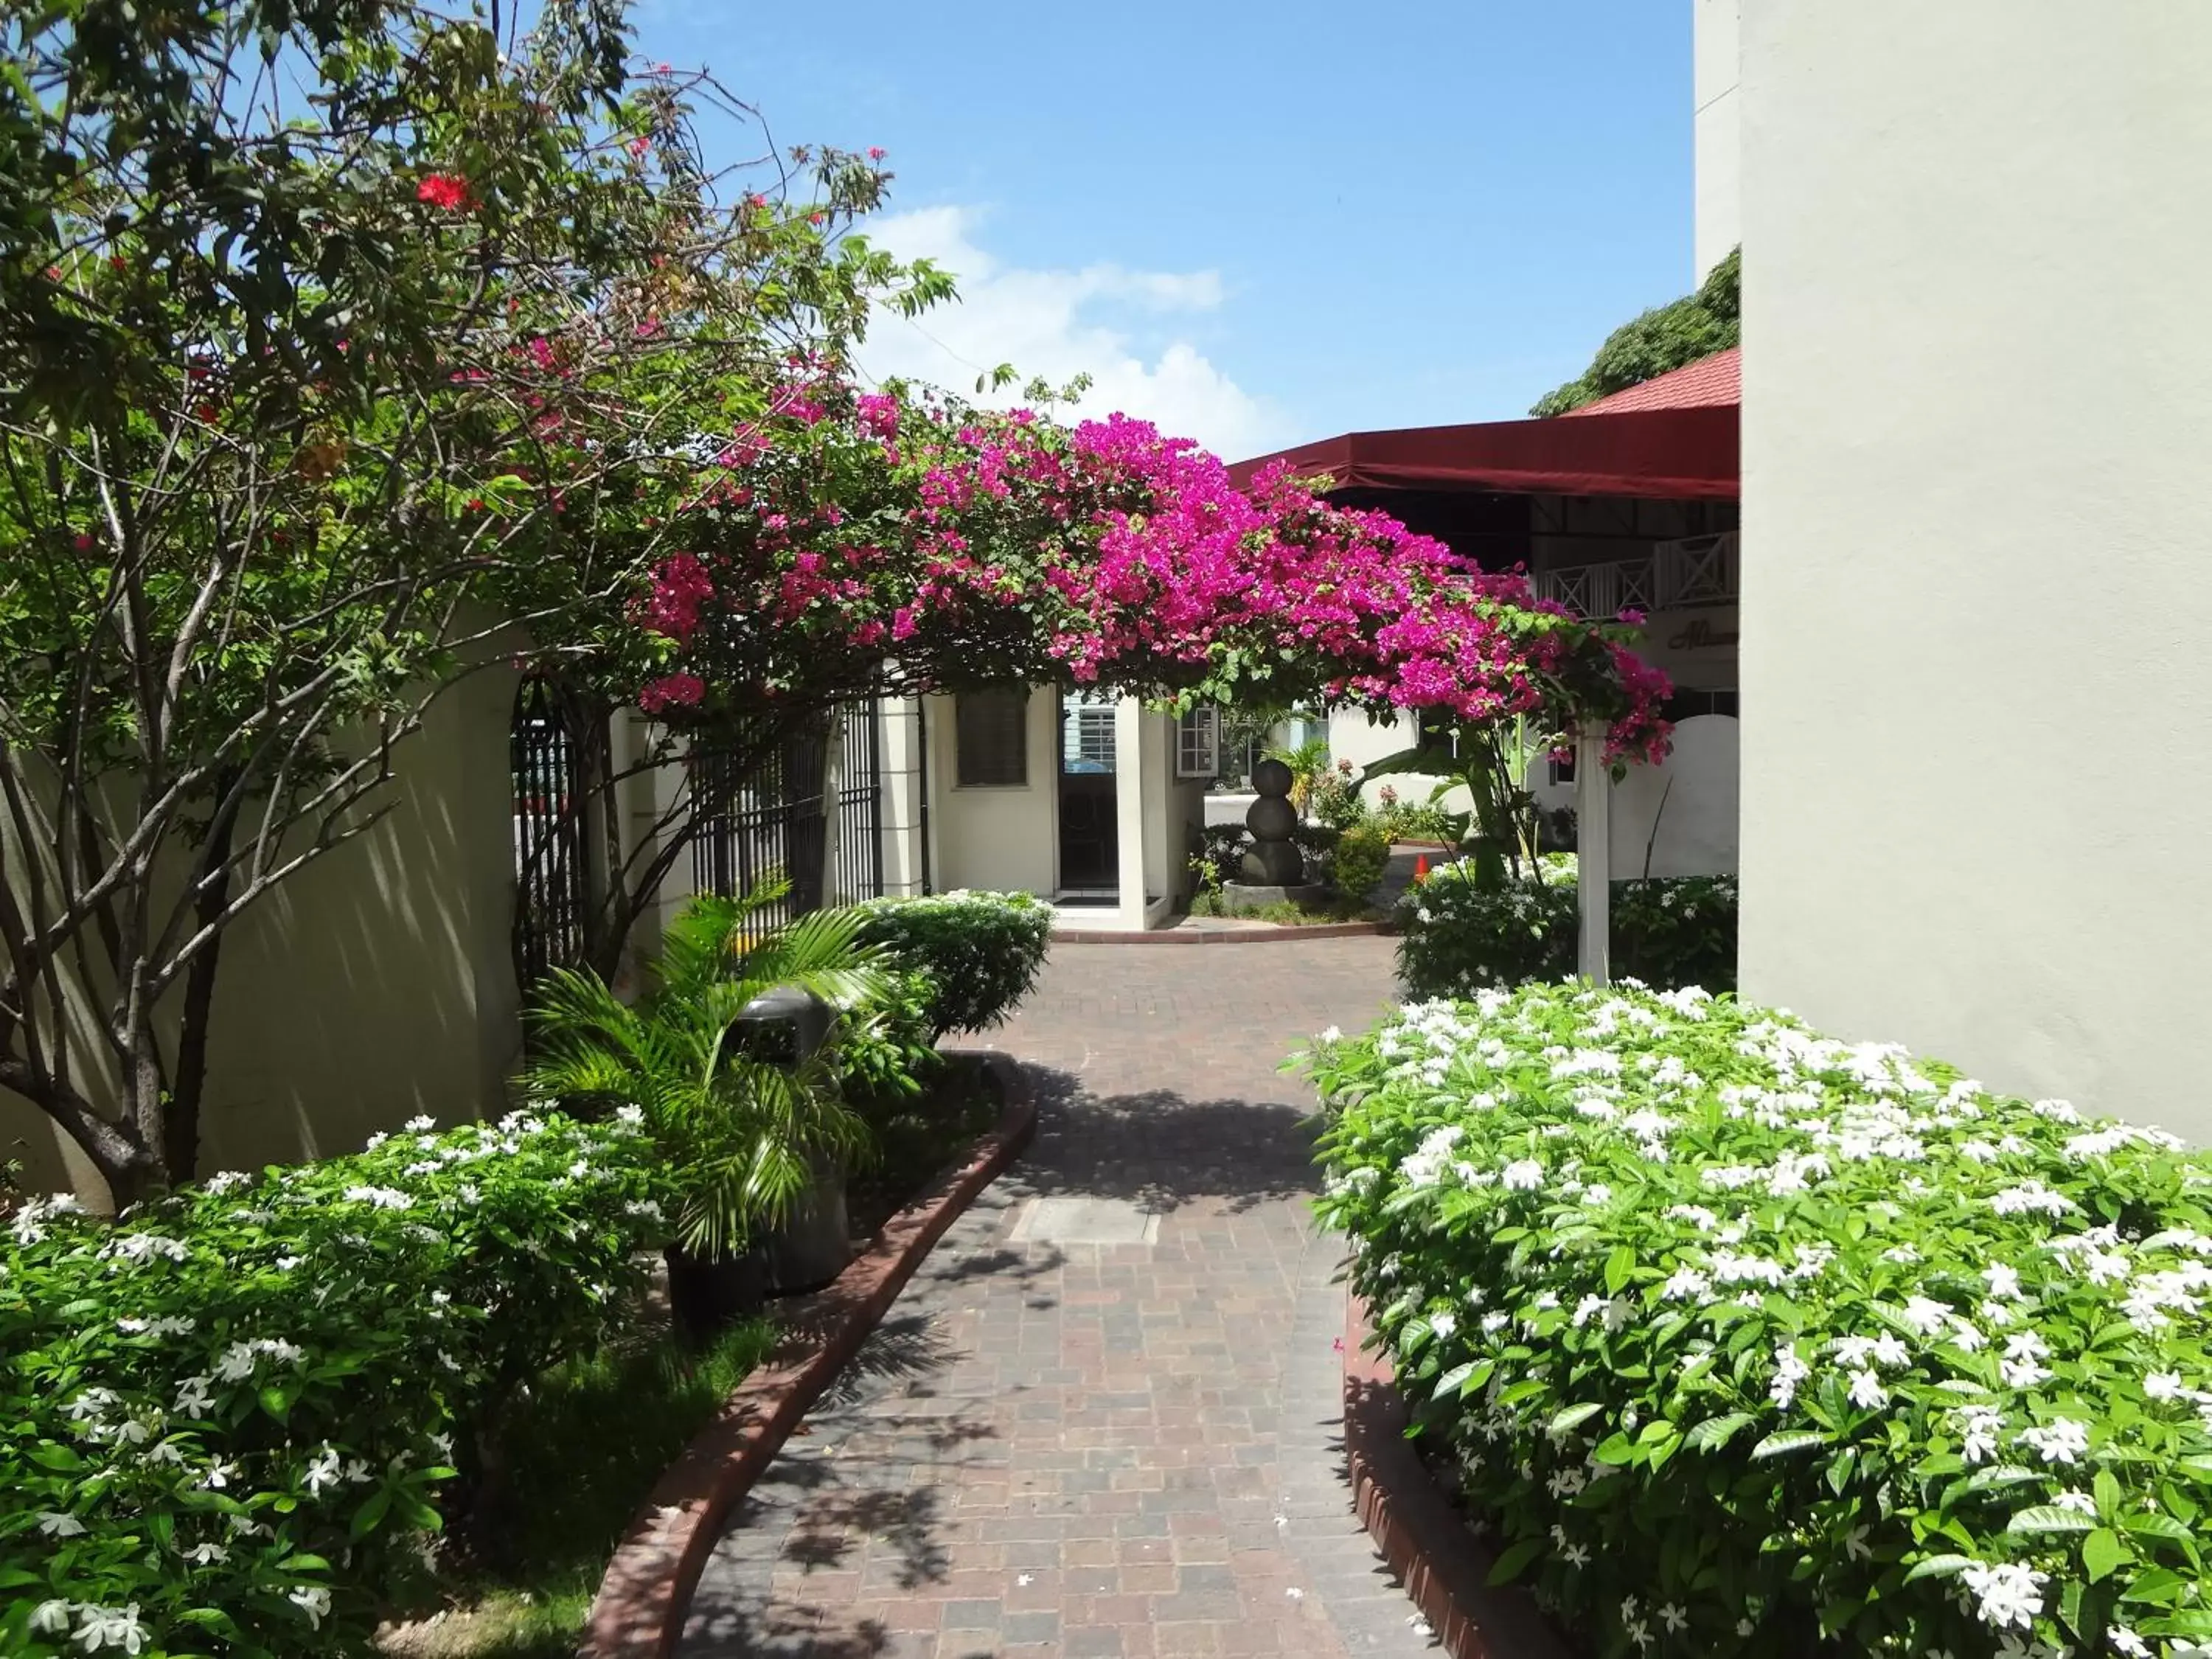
[1114,697,1149,931]
[1576,719,1610,984]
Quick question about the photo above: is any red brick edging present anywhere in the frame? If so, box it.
[1054,920,1394,945]
[580,1054,1037,1659]
[1341,1296,1571,1659]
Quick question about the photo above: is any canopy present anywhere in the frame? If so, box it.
[1227,403,1739,501]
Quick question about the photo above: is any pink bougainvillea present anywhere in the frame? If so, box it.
[574,373,1668,760]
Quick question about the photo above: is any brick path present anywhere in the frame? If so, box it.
[680,936,1437,1658]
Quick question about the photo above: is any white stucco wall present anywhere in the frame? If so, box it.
[1738,2,2212,1133]
[1693,0,1740,281]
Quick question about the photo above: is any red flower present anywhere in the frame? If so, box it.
[867,146,886,161]
[108,254,126,272]
[627,135,650,158]
[72,532,93,552]
[416,173,470,212]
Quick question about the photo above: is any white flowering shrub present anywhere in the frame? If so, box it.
[1397,864,1736,996]
[1306,984,2212,1659]
[1,1108,667,1656]
[853,889,1053,1039]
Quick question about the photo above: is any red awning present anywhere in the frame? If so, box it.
[1227,403,1739,501]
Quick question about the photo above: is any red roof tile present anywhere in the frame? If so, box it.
[1561,346,1739,417]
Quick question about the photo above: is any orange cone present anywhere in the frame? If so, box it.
[1413,855,1430,883]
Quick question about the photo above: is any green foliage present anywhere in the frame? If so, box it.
[1371,797,1460,843]
[1310,760,1368,831]
[519,880,889,1256]
[1330,821,1392,903]
[1305,982,2212,1659]
[1264,735,1333,813]
[1531,246,1742,417]
[852,890,1053,1040]
[0,1110,663,1657]
[1396,859,1737,994]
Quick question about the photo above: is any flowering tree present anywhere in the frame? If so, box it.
[490,371,1670,977]
[0,0,945,1203]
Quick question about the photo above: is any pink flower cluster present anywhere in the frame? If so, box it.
[623,383,1671,761]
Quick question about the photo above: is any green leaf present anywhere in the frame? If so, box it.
[1432,1362,1477,1402]
[1904,1553,1978,1583]
[1686,1412,1755,1453]
[1750,1430,1826,1461]
[349,1488,392,1540]
[2084,1528,2129,1583]
[1488,1537,1545,1585]
[1604,1244,1637,1295]
[1548,1402,1605,1439]
[2006,1506,2099,1536]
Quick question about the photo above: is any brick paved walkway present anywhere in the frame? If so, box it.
[680,936,1436,1658]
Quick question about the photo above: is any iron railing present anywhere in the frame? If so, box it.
[692,700,886,928]
[510,675,591,987]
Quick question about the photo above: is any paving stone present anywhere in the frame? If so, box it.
[678,937,1436,1656]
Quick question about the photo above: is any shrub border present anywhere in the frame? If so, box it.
[1343,1295,1574,1659]
[579,1051,1037,1659]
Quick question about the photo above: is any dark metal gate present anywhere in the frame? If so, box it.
[510,675,590,986]
[692,700,885,927]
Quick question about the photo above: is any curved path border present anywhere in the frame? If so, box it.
[580,1054,1036,1659]
[1340,1298,1570,1659]
[1054,921,1393,945]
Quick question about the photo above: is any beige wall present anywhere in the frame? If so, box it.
[4,664,524,1197]
[1738,2,2212,1132]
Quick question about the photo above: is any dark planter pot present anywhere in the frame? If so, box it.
[664,1244,770,1343]
[759,1148,853,1295]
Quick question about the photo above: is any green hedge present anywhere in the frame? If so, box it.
[1307,983,2212,1659]
[1,1111,664,1657]
[1397,860,1736,995]
[853,889,1053,1039]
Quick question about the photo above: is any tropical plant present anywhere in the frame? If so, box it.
[518,880,889,1258]
[1265,735,1334,814]
[1306,982,2212,1659]
[1363,712,1556,888]
[1310,757,1368,830]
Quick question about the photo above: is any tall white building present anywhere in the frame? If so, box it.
[1691,0,1740,281]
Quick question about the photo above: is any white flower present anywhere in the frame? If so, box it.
[38,1511,86,1537]
[201,1459,238,1489]
[404,1114,437,1132]
[2053,1491,2098,1514]
[1957,1405,2005,1464]
[613,1104,646,1127]
[174,1376,215,1416]
[1770,1345,1812,1409]
[303,1447,344,1495]
[183,1543,229,1566]
[1961,1561,2047,1630]
[288,1586,333,1629]
[72,1604,151,1653]
[1983,1263,2025,1301]
[1318,1026,1343,1044]
[1661,1267,1711,1302]
[341,1183,412,1210]
[1846,1368,1889,1410]
[1500,1158,1545,1191]
[365,1131,389,1150]
[2145,1371,2186,1401]
[1658,1602,1688,1632]
[1843,1524,1872,1562]
[1902,1296,1952,1335]
[31,1600,73,1634]
[1991,1180,2076,1217]
[1561,1540,1590,1568]
[2016,1417,2090,1465]
[2107,1627,2151,1658]
[1428,1311,1458,1340]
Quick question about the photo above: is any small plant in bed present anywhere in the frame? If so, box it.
[379,1313,776,1659]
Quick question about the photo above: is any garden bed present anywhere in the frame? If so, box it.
[376,1058,1002,1659]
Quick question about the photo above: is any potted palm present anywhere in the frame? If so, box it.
[518,878,891,1338]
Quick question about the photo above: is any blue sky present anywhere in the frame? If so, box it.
[632,1,1692,460]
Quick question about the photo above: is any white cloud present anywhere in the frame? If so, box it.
[852,205,1287,461]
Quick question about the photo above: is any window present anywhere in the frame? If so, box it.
[1061,696,1116,771]
[955,688,1029,787]
[1175,707,1220,779]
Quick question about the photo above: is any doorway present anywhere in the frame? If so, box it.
[1056,692,1119,898]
